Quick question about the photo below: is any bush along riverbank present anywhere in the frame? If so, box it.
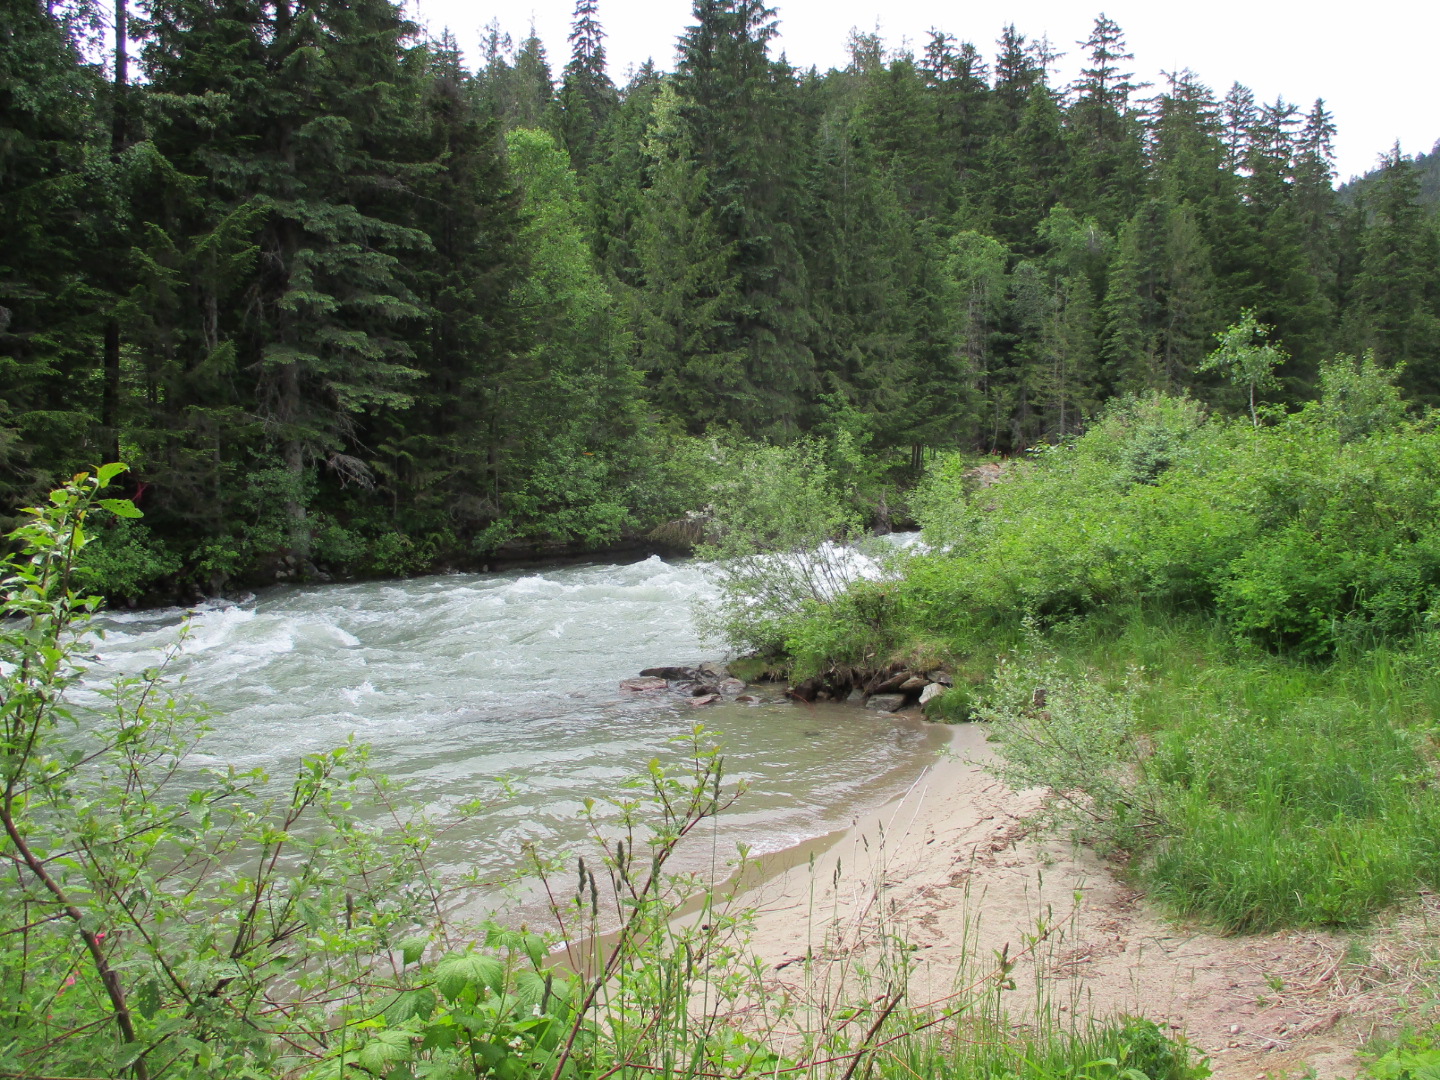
[68,428,917,609]
[3,471,1210,1079]
[707,356,1440,1064]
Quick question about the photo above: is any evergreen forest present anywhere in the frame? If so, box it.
[3,0,1439,600]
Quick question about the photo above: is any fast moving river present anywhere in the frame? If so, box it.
[81,554,944,912]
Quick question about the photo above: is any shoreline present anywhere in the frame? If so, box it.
[709,723,1371,1080]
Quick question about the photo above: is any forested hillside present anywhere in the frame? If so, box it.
[1342,138,1440,209]
[4,0,1439,599]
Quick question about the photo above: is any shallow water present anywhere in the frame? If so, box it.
[81,554,943,907]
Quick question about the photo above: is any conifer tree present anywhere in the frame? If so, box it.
[919,31,990,192]
[1066,14,1145,228]
[1347,146,1440,400]
[557,0,617,172]
[143,0,432,555]
[507,27,557,132]
[374,36,528,535]
[641,0,815,435]
[1220,82,1256,172]
[0,0,104,515]
[804,110,922,442]
[1294,99,1340,303]
[589,62,662,290]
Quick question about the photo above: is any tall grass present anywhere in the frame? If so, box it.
[984,610,1440,932]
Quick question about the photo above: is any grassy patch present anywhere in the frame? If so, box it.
[980,613,1440,932]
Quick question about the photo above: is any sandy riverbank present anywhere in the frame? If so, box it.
[716,722,1410,1079]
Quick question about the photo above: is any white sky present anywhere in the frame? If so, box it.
[406,0,1438,185]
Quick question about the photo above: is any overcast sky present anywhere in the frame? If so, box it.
[405,0,1436,185]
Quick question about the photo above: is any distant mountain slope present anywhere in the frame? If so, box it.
[1340,140,1440,207]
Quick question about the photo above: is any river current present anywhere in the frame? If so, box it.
[80,554,944,909]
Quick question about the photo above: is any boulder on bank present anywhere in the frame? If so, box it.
[867,671,911,696]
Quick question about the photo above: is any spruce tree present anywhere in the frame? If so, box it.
[1220,82,1257,172]
[143,0,432,556]
[1347,146,1440,400]
[507,28,556,132]
[641,0,814,435]
[1066,14,1145,228]
[373,35,528,536]
[557,0,617,173]
[588,61,662,290]
[0,0,105,516]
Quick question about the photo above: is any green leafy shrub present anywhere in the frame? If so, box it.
[366,528,445,577]
[312,519,367,569]
[0,468,469,1078]
[1314,350,1409,443]
[694,437,869,656]
[75,518,183,600]
[1366,1030,1440,1080]
[854,389,1440,659]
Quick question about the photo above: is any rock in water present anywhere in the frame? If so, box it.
[866,694,906,712]
[640,666,698,681]
[686,694,719,707]
[620,677,668,692]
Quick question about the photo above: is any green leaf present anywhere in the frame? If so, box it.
[383,988,437,1024]
[114,1042,148,1069]
[96,462,129,486]
[99,498,144,519]
[434,952,506,1002]
[399,935,427,966]
[356,1029,413,1073]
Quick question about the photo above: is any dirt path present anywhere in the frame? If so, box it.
[726,723,1433,1078]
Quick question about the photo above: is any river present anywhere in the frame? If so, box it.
[80,553,945,916]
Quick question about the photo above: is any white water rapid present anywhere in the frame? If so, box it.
[80,554,944,910]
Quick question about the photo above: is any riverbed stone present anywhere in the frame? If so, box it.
[686,693,719,707]
[620,676,668,692]
[866,694,906,712]
[718,678,746,696]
